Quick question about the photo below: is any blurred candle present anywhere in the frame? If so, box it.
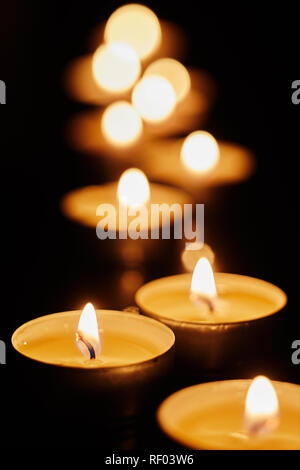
[144,57,191,103]
[92,41,140,93]
[101,101,143,147]
[132,75,176,123]
[61,168,190,231]
[61,168,191,267]
[181,131,220,173]
[142,133,255,195]
[104,4,161,60]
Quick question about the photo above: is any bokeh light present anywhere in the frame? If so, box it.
[117,168,150,207]
[132,75,176,123]
[104,4,161,60]
[181,131,220,173]
[145,58,191,102]
[101,101,143,146]
[92,41,140,92]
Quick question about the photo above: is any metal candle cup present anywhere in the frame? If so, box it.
[12,310,175,422]
[157,379,300,450]
[61,181,191,268]
[135,273,287,378]
[142,137,255,201]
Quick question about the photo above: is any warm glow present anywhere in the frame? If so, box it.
[181,243,215,272]
[145,58,191,102]
[244,376,280,436]
[104,4,161,60]
[92,41,140,92]
[190,257,217,307]
[101,101,143,146]
[117,168,150,207]
[76,303,101,359]
[132,75,176,123]
[181,131,220,173]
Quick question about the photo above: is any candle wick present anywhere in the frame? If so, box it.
[203,297,215,313]
[76,333,96,360]
[190,292,215,313]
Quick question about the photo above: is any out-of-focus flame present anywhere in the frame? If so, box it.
[132,75,176,123]
[92,41,140,93]
[104,4,161,60]
[145,58,191,102]
[182,243,215,272]
[101,101,143,146]
[76,303,101,359]
[244,376,280,436]
[190,257,217,310]
[117,168,150,208]
[181,131,220,173]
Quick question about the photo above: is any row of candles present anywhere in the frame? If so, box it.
[11,4,300,449]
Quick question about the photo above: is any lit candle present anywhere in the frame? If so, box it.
[158,377,300,449]
[135,258,287,374]
[12,304,175,419]
[61,168,191,266]
[103,4,162,61]
[141,132,255,197]
[65,75,212,161]
[92,41,141,94]
[63,5,191,106]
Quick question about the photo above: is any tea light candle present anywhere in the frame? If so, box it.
[12,304,174,368]
[158,377,300,449]
[141,132,255,196]
[135,258,287,374]
[65,74,212,160]
[63,13,191,106]
[12,304,175,420]
[61,168,191,267]
[61,168,191,231]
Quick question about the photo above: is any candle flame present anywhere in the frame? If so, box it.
[144,58,191,103]
[104,4,161,60]
[76,303,101,359]
[117,168,150,208]
[244,376,280,436]
[181,243,215,272]
[92,41,140,93]
[132,75,176,123]
[101,101,143,146]
[190,257,217,309]
[181,131,220,173]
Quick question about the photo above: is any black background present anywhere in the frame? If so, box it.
[0,0,299,449]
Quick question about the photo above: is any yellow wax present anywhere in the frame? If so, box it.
[178,403,300,450]
[18,331,159,368]
[61,182,191,230]
[12,310,175,369]
[135,273,287,323]
[158,380,300,450]
[142,138,255,189]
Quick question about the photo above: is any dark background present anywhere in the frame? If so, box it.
[1,0,299,449]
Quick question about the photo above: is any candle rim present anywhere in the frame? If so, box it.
[157,378,300,450]
[61,181,192,229]
[11,309,175,370]
[135,272,287,326]
[142,138,256,190]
